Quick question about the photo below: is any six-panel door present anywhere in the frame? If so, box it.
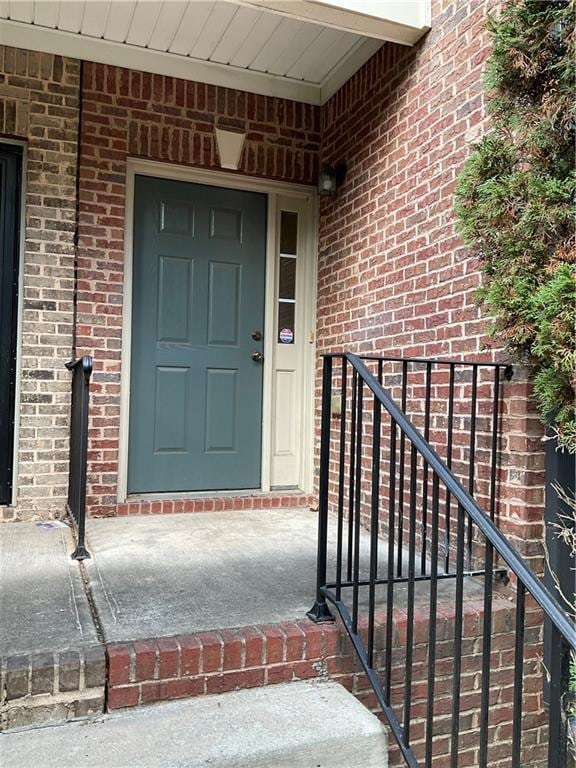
[128,176,266,493]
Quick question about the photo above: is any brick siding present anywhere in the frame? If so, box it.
[0,6,545,569]
[315,0,546,567]
[77,62,320,516]
[0,46,80,521]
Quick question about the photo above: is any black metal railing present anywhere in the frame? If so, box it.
[66,356,92,561]
[309,353,576,768]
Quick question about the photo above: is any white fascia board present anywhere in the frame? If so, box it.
[313,0,430,30]
[0,19,321,105]
[235,0,431,44]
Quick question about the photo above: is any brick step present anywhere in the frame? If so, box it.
[106,619,342,710]
[3,594,547,767]
[2,680,388,768]
[105,597,548,768]
[107,601,517,713]
[0,644,106,731]
[113,492,314,517]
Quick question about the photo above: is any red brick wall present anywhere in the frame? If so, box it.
[77,63,320,516]
[77,0,545,548]
[315,0,546,565]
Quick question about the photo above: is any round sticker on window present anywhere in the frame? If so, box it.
[279,327,294,344]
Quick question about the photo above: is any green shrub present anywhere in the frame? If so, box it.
[455,0,576,451]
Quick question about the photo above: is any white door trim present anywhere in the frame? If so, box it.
[119,158,317,502]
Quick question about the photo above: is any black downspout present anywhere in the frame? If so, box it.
[72,58,84,360]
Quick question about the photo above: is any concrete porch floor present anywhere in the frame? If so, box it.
[1,508,488,657]
[0,507,385,659]
[85,508,328,642]
[84,508,486,644]
[0,506,493,735]
[0,523,106,733]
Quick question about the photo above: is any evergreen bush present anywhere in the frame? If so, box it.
[455,0,576,451]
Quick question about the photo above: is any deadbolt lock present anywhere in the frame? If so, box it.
[251,330,263,341]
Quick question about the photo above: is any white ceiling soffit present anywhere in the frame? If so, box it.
[0,1,430,105]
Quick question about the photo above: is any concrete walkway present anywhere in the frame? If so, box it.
[0,681,389,768]
[0,522,105,731]
[0,522,99,656]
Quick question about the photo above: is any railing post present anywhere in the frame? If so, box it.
[66,355,92,561]
[547,628,571,768]
[307,354,334,623]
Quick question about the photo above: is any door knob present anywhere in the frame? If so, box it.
[251,351,263,362]
[251,330,263,341]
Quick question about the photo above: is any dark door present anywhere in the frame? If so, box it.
[128,175,267,493]
[0,145,22,505]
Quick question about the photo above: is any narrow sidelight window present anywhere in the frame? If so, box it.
[277,210,298,345]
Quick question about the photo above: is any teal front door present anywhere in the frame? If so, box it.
[128,175,267,493]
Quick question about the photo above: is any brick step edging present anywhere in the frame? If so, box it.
[110,494,315,517]
[105,596,528,711]
[0,644,106,730]
[106,620,340,709]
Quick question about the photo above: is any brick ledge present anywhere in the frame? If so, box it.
[0,643,106,731]
[97,493,315,518]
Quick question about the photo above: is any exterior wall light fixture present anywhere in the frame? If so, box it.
[318,163,347,195]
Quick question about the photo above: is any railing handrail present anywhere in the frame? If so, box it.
[344,352,576,649]
[66,355,93,379]
[325,352,513,371]
[66,354,93,561]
